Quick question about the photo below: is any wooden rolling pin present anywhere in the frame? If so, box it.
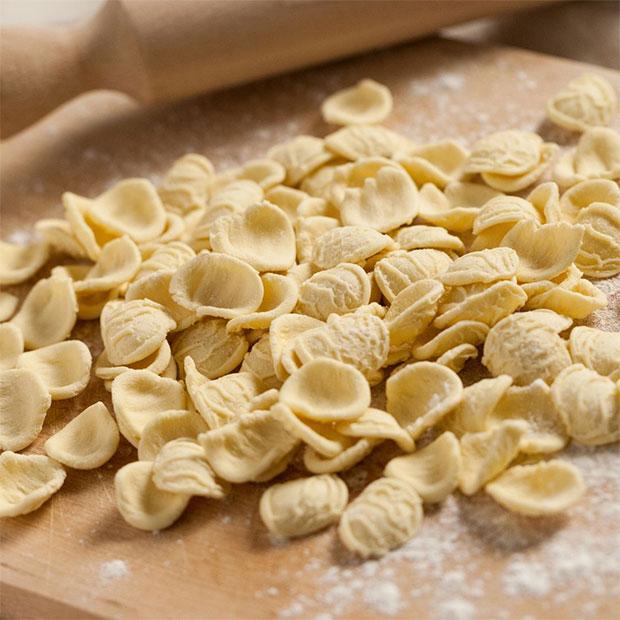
[1,0,550,138]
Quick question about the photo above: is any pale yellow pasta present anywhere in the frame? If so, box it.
[386,362,462,439]
[170,252,264,319]
[303,437,380,474]
[0,452,66,517]
[240,334,280,389]
[35,218,87,259]
[184,357,263,429]
[547,73,617,132]
[141,211,187,254]
[111,370,187,447]
[0,323,23,370]
[486,461,585,516]
[575,203,620,277]
[338,477,423,558]
[569,326,620,379]
[516,308,573,333]
[321,79,392,125]
[394,224,464,253]
[209,201,296,272]
[199,409,298,483]
[436,343,478,373]
[295,216,340,263]
[336,407,414,452]
[0,240,49,286]
[441,248,518,287]
[10,275,78,349]
[44,402,119,469]
[227,273,299,332]
[137,409,208,461]
[551,364,619,445]
[527,181,562,223]
[412,320,489,361]
[267,135,333,185]
[135,241,195,280]
[466,130,543,176]
[559,179,620,222]
[384,432,460,503]
[472,195,540,236]
[415,183,479,233]
[158,153,214,214]
[458,420,527,495]
[325,124,411,161]
[16,340,91,400]
[115,460,190,531]
[398,141,468,189]
[238,158,285,190]
[0,292,19,322]
[95,341,171,382]
[249,388,280,412]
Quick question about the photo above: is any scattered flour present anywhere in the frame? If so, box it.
[99,559,130,584]
[362,581,403,615]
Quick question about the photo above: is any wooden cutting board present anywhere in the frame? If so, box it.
[1,37,619,620]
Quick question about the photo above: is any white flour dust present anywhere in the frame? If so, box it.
[99,559,130,584]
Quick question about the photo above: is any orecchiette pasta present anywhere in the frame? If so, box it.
[268,136,333,185]
[158,154,214,214]
[436,342,478,372]
[336,407,414,452]
[0,240,49,285]
[569,326,620,379]
[325,125,411,161]
[0,323,23,370]
[321,79,393,126]
[394,224,465,253]
[398,142,469,189]
[0,292,19,322]
[440,248,518,286]
[303,437,380,474]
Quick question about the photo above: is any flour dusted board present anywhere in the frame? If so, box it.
[1,38,619,619]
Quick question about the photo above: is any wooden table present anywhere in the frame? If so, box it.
[1,37,619,620]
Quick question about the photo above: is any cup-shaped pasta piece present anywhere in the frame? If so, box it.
[295,215,340,263]
[0,240,49,285]
[340,166,418,232]
[415,184,478,233]
[199,410,299,483]
[227,274,299,332]
[239,158,286,190]
[297,263,370,320]
[135,241,195,281]
[95,341,171,381]
[547,73,617,132]
[338,477,423,558]
[384,279,444,345]
[312,226,396,270]
[551,364,619,445]
[137,409,208,461]
[172,318,248,379]
[483,313,572,386]
[209,201,296,272]
[384,432,461,502]
[559,179,620,222]
[0,368,51,451]
[413,320,489,361]
[0,323,23,370]
[0,292,19,322]
[35,218,88,258]
[0,452,66,517]
[11,275,77,349]
[394,225,464,253]
[266,185,309,221]
[436,343,478,373]
[303,437,380,474]
[170,252,263,319]
[16,340,91,400]
[575,224,620,278]
[44,402,119,469]
[321,79,392,125]
[100,299,175,366]
[280,358,370,422]
[268,135,333,185]
[152,437,227,497]
[111,370,187,447]
[336,407,414,452]
[115,461,190,531]
[324,125,412,161]
[527,181,562,223]
[158,153,214,214]
[184,357,263,429]
[260,474,348,538]
[441,248,518,287]
[386,362,463,439]
[472,196,540,237]
[398,142,469,189]
[241,336,279,389]
[458,420,527,495]
[486,461,585,516]
[569,326,620,379]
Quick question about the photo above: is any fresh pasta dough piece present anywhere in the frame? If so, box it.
[111,370,187,447]
[412,320,488,361]
[267,135,333,185]
[297,263,370,320]
[312,226,395,270]
[199,409,298,483]
[137,409,208,461]
[260,474,348,539]
[551,364,619,445]
[433,280,527,330]
[398,141,469,189]
[135,241,195,280]
[441,248,518,287]
[458,421,527,495]
[527,181,562,223]
[338,477,423,558]
[486,461,585,516]
[577,202,620,241]
[340,166,417,232]
[35,218,87,258]
[394,225,464,253]
[569,326,620,379]
[16,340,91,400]
[158,154,214,213]
[209,201,296,272]
[0,368,51,451]
[227,273,298,332]
[239,158,286,190]
[303,437,380,474]
[472,195,540,236]
[0,452,66,517]
[384,432,461,502]
[0,240,49,285]
[559,179,620,222]
[442,375,513,436]
[482,313,572,386]
[115,461,190,531]
[500,219,584,282]
[184,357,263,429]
[44,402,119,469]
[295,216,340,263]
[0,323,23,370]
[415,184,478,233]
[142,211,187,252]
[547,73,617,132]
[386,362,463,439]
[374,249,452,303]
[100,299,175,366]
[337,407,414,452]
[279,358,370,421]
[321,79,392,125]
[384,279,444,345]
[516,308,573,333]
[436,343,478,373]
[95,340,172,381]
[325,125,412,161]
[575,203,620,277]
[240,334,280,389]
[249,388,280,412]
[10,275,77,349]
[170,252,263,319]
[0,292,19,322]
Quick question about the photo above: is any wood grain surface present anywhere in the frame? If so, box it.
[1,37,619,620]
